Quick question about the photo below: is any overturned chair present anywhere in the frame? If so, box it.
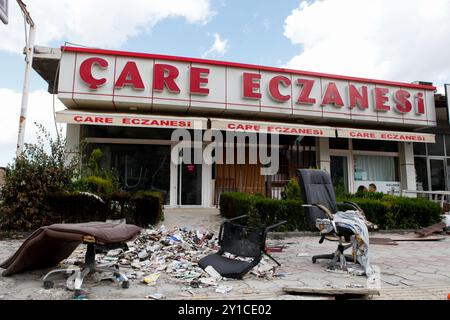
[0,222,141,291]
[198,215,286,279]
[297,169,376,274]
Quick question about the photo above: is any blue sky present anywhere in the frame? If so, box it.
[1,0,450,166]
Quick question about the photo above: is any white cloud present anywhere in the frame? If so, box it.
[0,0,214,53]
[0,88,66,167]
[283,0,450,91]
[202,33,228,58]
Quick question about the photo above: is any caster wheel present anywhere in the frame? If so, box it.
[121,280,130,289]
[312,258,317,263]
[43,280,54,289]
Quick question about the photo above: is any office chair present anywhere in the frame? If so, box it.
[297,169,375,269]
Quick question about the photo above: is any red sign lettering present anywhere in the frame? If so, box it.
[153,64,181,93]
[242,73,261,99]
[374,87,390,111]
[79,57,108,89]
[115,61,145,90]
[296,79,316,105]
[269,76,291,102]
[348,84,368,109]
[190,67,210,95]
[321,82,344,107]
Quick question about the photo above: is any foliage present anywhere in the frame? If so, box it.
[0,124,78,230]
[220,191,442,231]
[281,178,302,201]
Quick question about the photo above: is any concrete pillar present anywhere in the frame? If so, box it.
[399,142,416,197]
[316,137,330,173]
[65,124,80,165]
[202,161,212,207]
[169,144,178,207]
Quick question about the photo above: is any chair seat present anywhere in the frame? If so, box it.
[198,253,256,279]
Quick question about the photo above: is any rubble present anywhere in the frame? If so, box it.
[62,225,280,290]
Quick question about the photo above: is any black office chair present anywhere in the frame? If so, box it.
[198,215,286,279]
[297,169,375,267]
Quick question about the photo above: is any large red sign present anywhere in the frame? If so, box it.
[57,46,437,127]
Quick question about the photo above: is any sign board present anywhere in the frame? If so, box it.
[57,46,437,128]
[210,118,336,137]
[0,0,8,24]
[55,110,207,130]
[336,128,435,143]
[353,181,400,196]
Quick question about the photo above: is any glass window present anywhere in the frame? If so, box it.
[83,143,171,204]
[446,135,450,157]
[354,155,398,181]
[427,134,445,156]
[414,157,428,191]
[82,125,176,140]
[413,142,427,156]
[430,159,446,190]
[447,159,450,192]
[352,139,398,152]
[329,138,349,150]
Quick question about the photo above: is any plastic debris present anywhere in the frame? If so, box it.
[145,293,165,300]
[215,285,233,294]
[143,273,161,285]
[205,265,222,280]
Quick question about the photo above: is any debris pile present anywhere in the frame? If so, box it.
[64,225,279,289]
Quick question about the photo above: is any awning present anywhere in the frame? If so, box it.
[55,110,208,130]
[336,128,435,143]
[210,118,336,137]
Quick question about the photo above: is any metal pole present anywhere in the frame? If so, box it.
[15,20,35,158]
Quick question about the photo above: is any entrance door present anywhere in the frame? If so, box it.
[177,160,202,206]
[429,159,446,191]
[330,155,349,193]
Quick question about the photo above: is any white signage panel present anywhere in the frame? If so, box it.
[57,47,437,127]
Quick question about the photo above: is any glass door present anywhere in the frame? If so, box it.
[330,155,349,193]
[177,149,202,206]
[429,159,446,191]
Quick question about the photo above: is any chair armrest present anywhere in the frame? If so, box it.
[302,204,334,220]
[227,215,248,222]
[337,202,378,231]
[266,220,287,231]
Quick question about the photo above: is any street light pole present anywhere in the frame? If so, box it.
[15,0,35,158]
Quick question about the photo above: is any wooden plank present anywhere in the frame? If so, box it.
[390,235,445,241]
[369,237,398,245]
[283,286,380,296]
[415,222,446,237]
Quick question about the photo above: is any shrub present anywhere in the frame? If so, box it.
[46,190,164,227]
[221,191,442,231]
[219,192,251,219]
[281,179,302,201]
[0,124,78,231]
[72,175,116,194]
[219,192,306,231]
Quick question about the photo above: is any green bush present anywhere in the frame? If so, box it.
[281,179,302,201]
[0,124,78,231]
[46,190,164,227]
[219,192,251,219]
[221,191,442,231]
[219,192,306,231]
[338,196,441,230]
[72,175,116,194]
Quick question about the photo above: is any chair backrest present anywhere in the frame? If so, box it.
[218,221,265,258]
[297,169,338,230]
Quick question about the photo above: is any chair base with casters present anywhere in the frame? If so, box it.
[42,239,130,292]
[198,215,286,279]
[0,222,141,295]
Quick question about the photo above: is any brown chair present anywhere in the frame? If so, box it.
[0,222,140,293]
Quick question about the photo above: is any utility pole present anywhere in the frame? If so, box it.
[15,0,35,158]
